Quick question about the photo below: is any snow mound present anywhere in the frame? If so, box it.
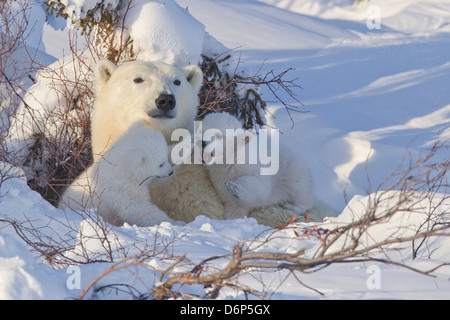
[125,0,206,67]
[327,191,450,260]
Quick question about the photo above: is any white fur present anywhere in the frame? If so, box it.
[59,121,176,227]
[200,112,314,219]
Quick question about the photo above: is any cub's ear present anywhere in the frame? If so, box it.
[183,65,203,93]
[95,60,117,91]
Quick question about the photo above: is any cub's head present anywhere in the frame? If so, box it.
[197,112,253,165]
[106,121,174,186]
[95,60,203,142]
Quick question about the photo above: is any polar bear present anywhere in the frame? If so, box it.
[59,120,178,227]
[199,112,314,219]
[90,60,224,222]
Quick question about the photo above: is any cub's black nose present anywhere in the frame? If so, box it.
[155,94,176,111]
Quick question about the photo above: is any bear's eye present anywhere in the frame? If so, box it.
[159,163,164,168]
[173,79,181,86]
[134,77,144,84]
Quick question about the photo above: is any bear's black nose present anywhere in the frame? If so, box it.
[155,94,176,111]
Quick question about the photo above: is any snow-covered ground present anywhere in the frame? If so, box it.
[1,0,449,300]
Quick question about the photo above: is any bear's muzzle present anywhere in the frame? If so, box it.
[148,94,177,119]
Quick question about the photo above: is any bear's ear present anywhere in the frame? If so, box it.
[183,65,203,93]
[95,60,117,90]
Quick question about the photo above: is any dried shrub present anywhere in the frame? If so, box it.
[198,53,304,129]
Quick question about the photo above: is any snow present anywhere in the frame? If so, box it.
[256,0,450,35]
[1,0,450,300]
[125,0,206,67]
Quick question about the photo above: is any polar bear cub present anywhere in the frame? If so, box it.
[59,120,177,227]
[200,112,313,219]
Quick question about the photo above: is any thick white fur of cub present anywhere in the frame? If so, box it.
[59,121,176,227]
[201,112,314,220]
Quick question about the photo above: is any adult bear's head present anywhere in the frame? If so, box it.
[93,60,203,146]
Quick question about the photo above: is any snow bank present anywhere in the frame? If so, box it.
[326,191,450,259]
[1,0,55,82]
[0,232,70,299]
[256,0,450,34]
[176,0,357,51]
[1,171,448,299]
